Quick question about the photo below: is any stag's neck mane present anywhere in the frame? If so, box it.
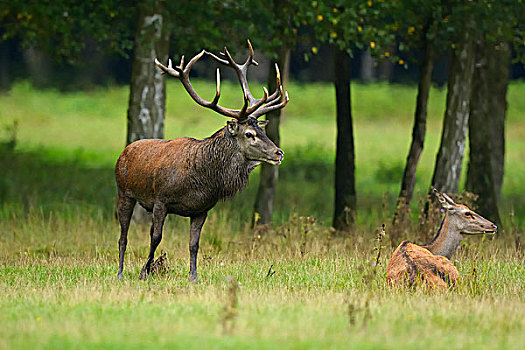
[422,211,463,259]
[190,127,256,199]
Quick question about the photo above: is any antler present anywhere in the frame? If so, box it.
[156,41,289,122]
[250,63,290,119]
[155,51,241,118]
[206,40,289,120]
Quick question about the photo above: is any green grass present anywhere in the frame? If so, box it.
[1,218,524,349]
[0,80,524,349]
[1,80,525,225]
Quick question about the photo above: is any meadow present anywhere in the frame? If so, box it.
[0,80,524,349]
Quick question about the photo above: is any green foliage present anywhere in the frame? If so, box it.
[2,0,522,67]
[0,0,135,61]
[192,0,305,58]
[292,0,396,61]
[392,0,525,64]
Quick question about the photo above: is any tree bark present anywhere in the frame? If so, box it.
[126,0,170,222]
[431,32,475,193]
[392,36,436,243]
[23,47,51,87]
[253,0,291,226]
[253,48,290,225]
[360,50,374,82]
[0,41,9,91]
[127,0,169,145]
[332,48,356,232]
[466,40,509,225]
[397,39,436,206]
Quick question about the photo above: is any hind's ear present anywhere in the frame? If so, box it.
[432,187,456,210]
[227,119,239,136]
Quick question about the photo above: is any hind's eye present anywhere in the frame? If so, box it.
[245,132,254,139]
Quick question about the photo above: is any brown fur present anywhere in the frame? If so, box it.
[115,118,283,282]
[386,188,496,289]
[386,241,459,289]
[118,43,289,282]
[115,131,254,216]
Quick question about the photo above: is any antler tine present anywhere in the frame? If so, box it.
[275,63,282,87]
[262,88,283,109]
[251,91,290,119]
[205,50,229,65]
[246,87,269,115]
[182,50,206,76]
[250,61,289,119]
[260,63,285,105]
[244,40,259,67]
[206,42,262,107]
[155,58,181,77]
[211,68,221,106]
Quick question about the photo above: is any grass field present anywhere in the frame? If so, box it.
[1,80,524,349]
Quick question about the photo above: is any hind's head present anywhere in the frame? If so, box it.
[432,187,497,236]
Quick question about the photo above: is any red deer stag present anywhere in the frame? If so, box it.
[115,41,289,281]
[386,188,497,288]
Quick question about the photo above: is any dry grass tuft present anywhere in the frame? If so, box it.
[149,251,170,276]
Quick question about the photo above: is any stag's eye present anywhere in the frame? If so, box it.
[245,132,254,139]
[465,212,473,218]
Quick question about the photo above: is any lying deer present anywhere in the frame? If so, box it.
[386,188,497,288]
[115,41,289,281]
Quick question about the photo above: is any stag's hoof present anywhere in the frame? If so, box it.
[117,273,123,281]
[189,274,198,283]
[139,269,149,280]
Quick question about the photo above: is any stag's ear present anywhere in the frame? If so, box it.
[257,120,269,128]
[432,186,456,210]
[227,120,239,136]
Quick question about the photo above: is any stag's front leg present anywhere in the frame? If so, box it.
[189,212,207,282]
[139,203,167,280]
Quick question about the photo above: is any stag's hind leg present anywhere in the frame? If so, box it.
[117,195,136,280]
[189,212,208,282]
[139,203,167,280]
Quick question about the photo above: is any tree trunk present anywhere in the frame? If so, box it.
[126,0,170,222]
[431,32,475,193]
[23,47,51,87]
[253,48,290,225]
[0,41,9,91]
[397,40,436,206]
[360,50,374,82]
[332,48,356,232]
[466,40,509,225]
[391,37,436,241]
[127,0,169,145]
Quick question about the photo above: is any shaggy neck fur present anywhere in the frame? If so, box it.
[422,212,463,259]
[188,127,255,200]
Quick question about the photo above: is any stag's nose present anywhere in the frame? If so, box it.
[491,224,497,231]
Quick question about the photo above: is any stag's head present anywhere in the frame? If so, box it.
[226,117,283,165]
[432,187,497,236]
[155,40,287,166]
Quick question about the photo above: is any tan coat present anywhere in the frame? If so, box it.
[386,241,459,289]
